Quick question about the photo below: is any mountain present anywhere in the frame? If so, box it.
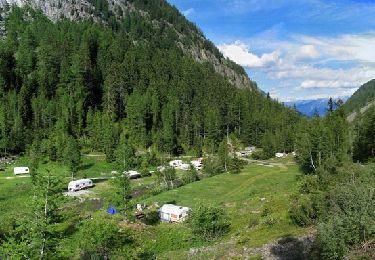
[0,0,255,90]
[285,97,348,117]
[343,79,375,121]
[0,0,300,157]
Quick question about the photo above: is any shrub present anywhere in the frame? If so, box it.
[182,166,199,184]
[289,194,319,227]
[187,205,230,240]
[202,156,224,176]
[251,151,268,160]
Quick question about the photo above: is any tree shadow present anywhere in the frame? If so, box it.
[270,235,314,260]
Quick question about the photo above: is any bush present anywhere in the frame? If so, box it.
[289,194,319,227]
[182,166,199,184]
[251,151,268,160]
[229,156,245,174]
[187,205,230,240]
[202,156,224,176]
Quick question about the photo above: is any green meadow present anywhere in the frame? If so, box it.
[0,155,309,258]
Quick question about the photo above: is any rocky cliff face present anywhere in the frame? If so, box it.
[0,0,256,90]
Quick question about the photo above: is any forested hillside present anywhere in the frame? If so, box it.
[0,3,299,159]
[344,79,375,115]
[0,1,375,259]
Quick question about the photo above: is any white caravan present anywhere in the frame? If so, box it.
[13,167,30,175]
[68,179,94,192]
[158,204,190,223]
[126,170,141,179]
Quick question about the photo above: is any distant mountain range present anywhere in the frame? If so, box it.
[285,97,349,117]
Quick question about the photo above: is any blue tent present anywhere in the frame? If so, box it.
[106,207,117,215]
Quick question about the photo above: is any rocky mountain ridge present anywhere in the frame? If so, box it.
[0,0,256,90]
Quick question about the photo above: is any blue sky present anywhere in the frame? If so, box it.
[167,0,375,101]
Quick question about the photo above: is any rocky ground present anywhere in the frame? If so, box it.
[188,233,316,260]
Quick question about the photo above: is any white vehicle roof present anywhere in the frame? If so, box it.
[169,160,183,166]
[14,167,30,174]
[127,171,141,176]
[159,204,190,215]
[14,167,29,171]
[68,179,92,185]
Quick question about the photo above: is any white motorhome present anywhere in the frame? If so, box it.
[13,167,30,175]
[68,179,94,192]
[158,204,190,223]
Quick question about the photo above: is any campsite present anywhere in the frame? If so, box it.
[0,151,310,258]
[0,0,374,258]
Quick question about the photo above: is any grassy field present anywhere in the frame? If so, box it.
[0,154,308,258]
[131,159,308,258]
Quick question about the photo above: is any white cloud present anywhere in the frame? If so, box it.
[300,80,359,89]
[298,33,375,63]
[218,41,280,68]
[294,45,319,60]
[182,8,195,16]
[217,32,375,101]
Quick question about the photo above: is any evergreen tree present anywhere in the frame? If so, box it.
[63,136,81,179]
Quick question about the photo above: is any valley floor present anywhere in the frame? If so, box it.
[0,155,311,259]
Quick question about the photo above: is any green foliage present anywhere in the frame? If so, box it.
[63,135,81,178]
[316,164,375,259]
[115,131,136,172]
[353,106,375,162]
[155,166,177,189]
[343,79,375,114]
[202,156,224,176]
[109,172,131,209]
[76,213,133,259]
[182,165,199,184]
[0,169,66,259]
[0,6,299,160]
[188,205,230,240]
[289,194,319,227]
[295,106,350,173]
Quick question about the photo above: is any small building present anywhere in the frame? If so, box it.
[68,179,94,192]
[126,170,141,179]
[13,167,30,175]
[158,204,190,223]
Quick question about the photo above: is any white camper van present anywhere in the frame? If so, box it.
[13,167,30,175]
[68,179,94,192]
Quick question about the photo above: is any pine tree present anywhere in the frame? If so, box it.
[63,136,81,179]
[115,131,136,173]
